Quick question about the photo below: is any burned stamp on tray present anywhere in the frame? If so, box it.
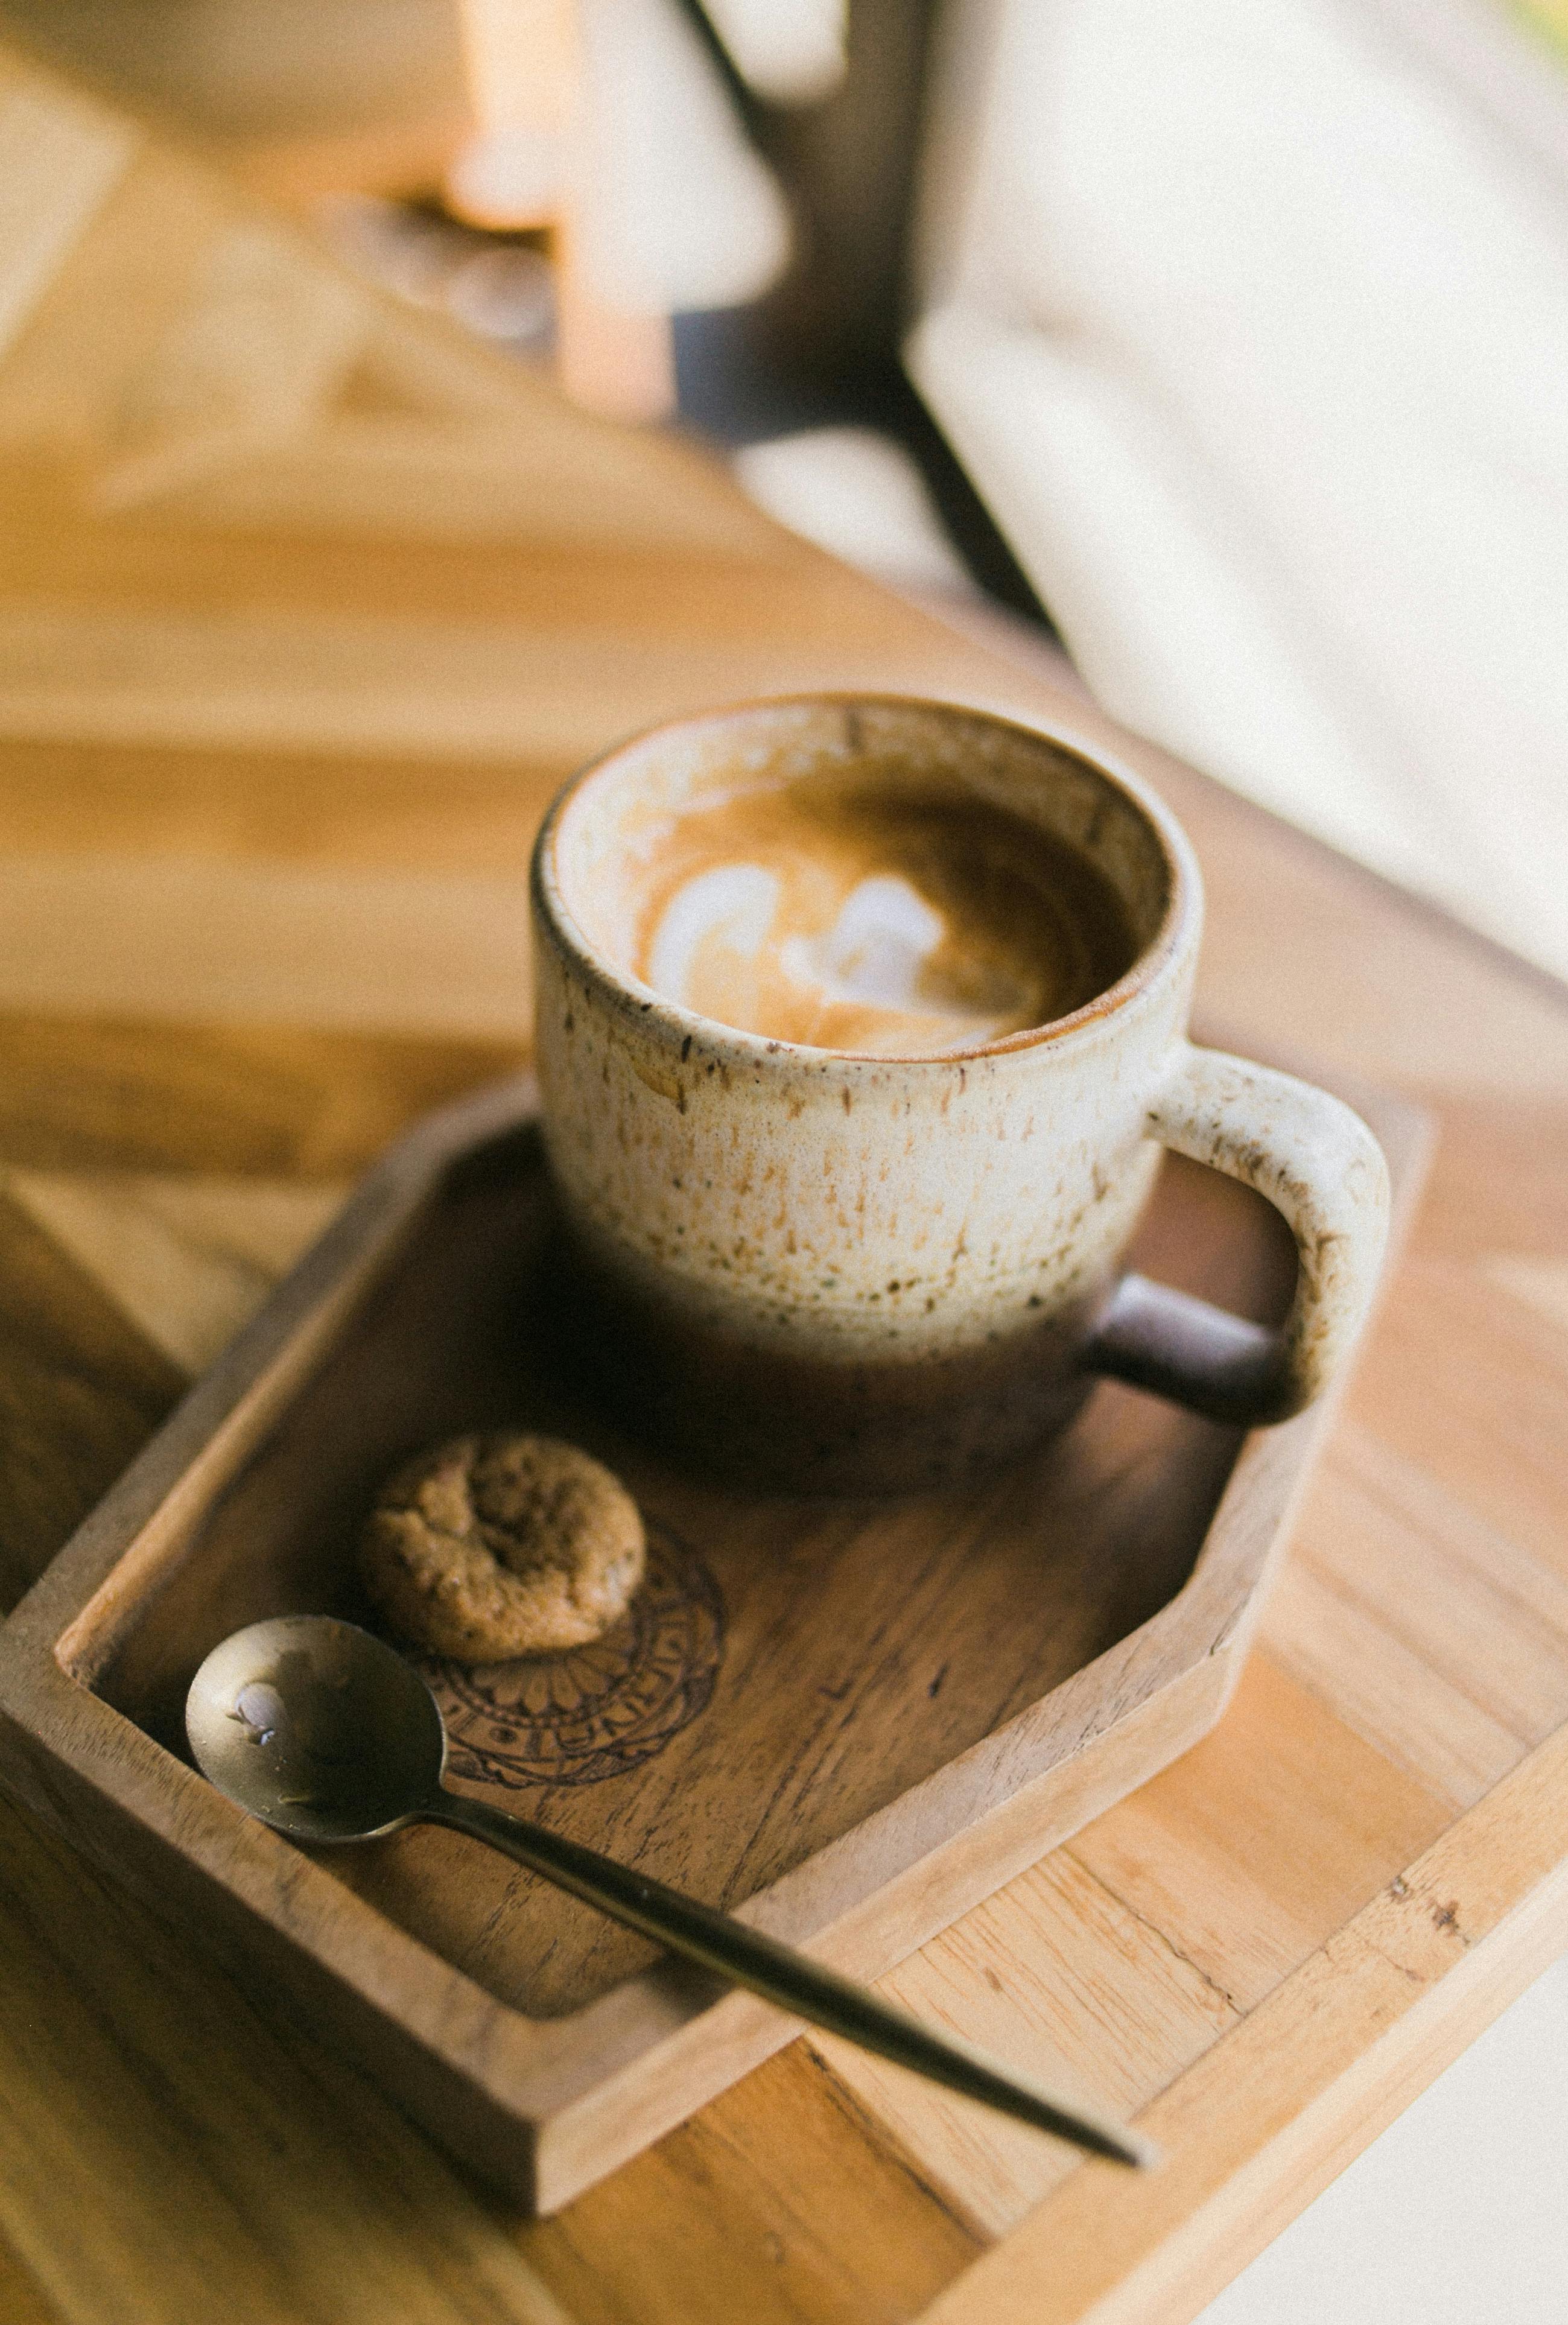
[422,1523,724,1789]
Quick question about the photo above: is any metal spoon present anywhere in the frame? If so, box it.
[187,1616,1156,2168]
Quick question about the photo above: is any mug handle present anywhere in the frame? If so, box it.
[1084,1044,1391,1426]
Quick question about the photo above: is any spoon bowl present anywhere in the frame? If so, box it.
[186,1615,445,1844]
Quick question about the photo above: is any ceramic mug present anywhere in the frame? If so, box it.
[530,697,1389,1492]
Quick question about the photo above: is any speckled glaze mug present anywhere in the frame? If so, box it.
[530,697,1389,1493]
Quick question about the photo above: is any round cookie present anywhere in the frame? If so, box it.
[360,1431,646,1662]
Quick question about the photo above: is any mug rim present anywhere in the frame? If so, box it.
[532,693,1201,1066]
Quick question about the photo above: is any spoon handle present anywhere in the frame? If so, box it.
[424,1789,1154,2167]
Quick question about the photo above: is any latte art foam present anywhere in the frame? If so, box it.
[648,864,1038,1052]
[627,783,1137,1056]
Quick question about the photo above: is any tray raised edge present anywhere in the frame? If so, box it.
[0,1055,1432,2215]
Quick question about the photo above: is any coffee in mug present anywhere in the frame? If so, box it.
[617,778,1137,1057]
[532,697,1388,1492]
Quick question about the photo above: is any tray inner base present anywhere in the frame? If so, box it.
[90,1124,1295,2021]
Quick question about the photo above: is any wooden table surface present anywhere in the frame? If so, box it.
[2,48,1568,2325]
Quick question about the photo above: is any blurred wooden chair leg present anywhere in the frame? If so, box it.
[447,0,572,230]
[553,225,675,421]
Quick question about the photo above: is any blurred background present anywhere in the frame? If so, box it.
[2,0,1566,985]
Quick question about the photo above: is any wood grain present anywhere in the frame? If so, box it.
[521,2044,983,2325]
[1261,1420,1568,1808]
[0,849,535,1036]
[921,1717,1568,2325]
[807,1845,1239,2237]
[1067,1654,1452,2017]
[0,1189,182,1613]
[2,1168,345,1372]
[1345,1259,1568,1576]
[0,38,1565,2325]
[0,1780,570,2325]
[0,1011,527,1176]
[0,2241,59,2325]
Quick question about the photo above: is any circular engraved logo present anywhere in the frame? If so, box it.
[421,1521,725,1789]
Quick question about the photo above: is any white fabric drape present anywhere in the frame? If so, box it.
[910,0,1568,980]
[451,0,791,311]
[699,0,846,103]
[569,0,791,312]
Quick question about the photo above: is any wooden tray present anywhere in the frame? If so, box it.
[0,1058,1426,2215]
